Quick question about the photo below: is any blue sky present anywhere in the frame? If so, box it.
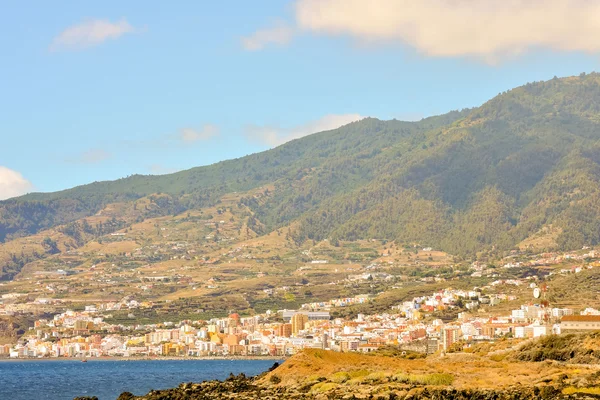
[2,0,600,199]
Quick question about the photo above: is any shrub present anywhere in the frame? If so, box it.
[330,372,351,384]
[393,373,411,383]
[347,377,366,386]
[311,382,338,393]
[364,371,390,384]
[348,369,370,378]
[418,373,454,386]
[269,375,281,384]
[513,334,599,363]
[562,387,600,395]
[392,372,454,386]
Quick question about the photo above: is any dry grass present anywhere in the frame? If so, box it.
[262,348,596,391]
[393,372,454,386]
[82,240,138,254]
[518,224,562,251]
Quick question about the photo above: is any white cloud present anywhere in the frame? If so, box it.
[50,18,135,52]
[246,113,363,147]
[176,125,219,143]
[0,167,34,201]
[241,20,295,51]
[293,0,600,61]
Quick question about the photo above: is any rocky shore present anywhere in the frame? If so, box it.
[73,336,600,400]
[74,370,600,400]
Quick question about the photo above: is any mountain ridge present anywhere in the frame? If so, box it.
[3,73,600,264]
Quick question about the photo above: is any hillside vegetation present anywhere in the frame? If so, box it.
[4,73,600,269]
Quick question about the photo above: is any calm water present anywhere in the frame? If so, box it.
[0,359,282,400]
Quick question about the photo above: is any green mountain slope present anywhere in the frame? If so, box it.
[288,74,600,256]
[0,112,466,242]
[3,73,600,261]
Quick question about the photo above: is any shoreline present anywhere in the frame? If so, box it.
[0,356,285,362]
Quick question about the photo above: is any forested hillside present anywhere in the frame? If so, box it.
[3,73,600,259]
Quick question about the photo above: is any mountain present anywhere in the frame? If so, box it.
[3,73,600,267]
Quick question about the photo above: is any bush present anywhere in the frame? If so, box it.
[364,371,390,384]
[348,369,370,378]
[311,382,338,393]
[306,374,327,383]
[392,372,454,386]
[346,377,366,386]
[418,373,454,386]
[514,333,600,363]
[330,372,351,383]
[393,373,411,383]
[269,375,281,384]
[562,387,600,395]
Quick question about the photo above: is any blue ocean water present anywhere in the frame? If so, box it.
[0,359,282,400]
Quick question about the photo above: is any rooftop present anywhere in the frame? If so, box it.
[561,315,600,322]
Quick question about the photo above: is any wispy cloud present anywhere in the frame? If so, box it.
[67,149,112,164]
[241,20,295,51]
[50,18,135,52]
[0,166,34,200]
[246,113,363,147]
[175,125,219,143]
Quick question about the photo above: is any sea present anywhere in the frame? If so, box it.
[0,359,282,400]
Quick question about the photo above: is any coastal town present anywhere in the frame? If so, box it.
[2,246,600,359]
[7,10,600,399]
[2,180,599,364]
